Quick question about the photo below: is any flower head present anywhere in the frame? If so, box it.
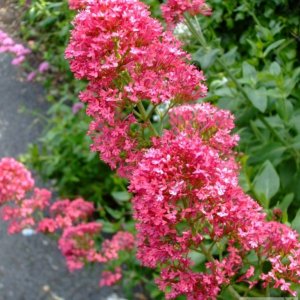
[0,158,34,203]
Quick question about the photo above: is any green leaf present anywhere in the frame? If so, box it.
[239,170,251,192]
[253,160,280,208]
[269,62,281,75]
[111,191,132,203]
[101,220,120,233]
[248,142,286,166]
[38,16,58,28]
[278,193,294,223]
[188,251,205,265]
[193,49,220,69]
[245,86,268,113]
[104,206,124,220]
[263,39,285,57]
[242,62,257,83]
[292,209,300,233]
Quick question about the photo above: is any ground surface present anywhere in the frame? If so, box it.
[0,54,123,300]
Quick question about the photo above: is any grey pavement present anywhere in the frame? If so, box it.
[0,54,122,300]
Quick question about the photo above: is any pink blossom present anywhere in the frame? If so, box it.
[130,104,300,298]
[1,188,51,234]
[11,56,25,65]
[38,218,57,233]
[27,71,36,82]
[46,198,95,230]
[66,0,207,179]
[0,30,30,66]
[68,0,90,10]
[162,0,212,28]
[58,222,102,271]
[99,267,122,287]
[38,61,50,73]
[95,231,135,263]
[0,157,34,203]
[72,102,84,114]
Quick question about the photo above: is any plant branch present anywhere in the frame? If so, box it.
[136,102,159,136]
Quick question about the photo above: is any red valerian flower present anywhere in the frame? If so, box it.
[58,222,102,271]
[162,0,212,28]
[0,157,34,203]
[130,103,300,298]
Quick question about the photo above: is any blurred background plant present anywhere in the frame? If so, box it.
[16,0,300,298]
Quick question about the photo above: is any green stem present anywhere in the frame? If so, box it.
[227,286,242,300]
[233,284,262,297]
[184,16,207,48]
[137,102,159,136]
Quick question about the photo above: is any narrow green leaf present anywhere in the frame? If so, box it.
[278,193,294,211]
[263,39,285,57]
[292,209,300,233]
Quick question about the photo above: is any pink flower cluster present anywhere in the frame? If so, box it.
[59,227,135,285]
[0,30,30,65]
[58,222,102,271]
[0,158,135,287]
[66,0,207,178]
[0,157,34,203]
[38,198,94,233]
[162,0,212,28]
[68,0,91,10]
[130,104,300,298]
[99,267,122,287]
[27,61,50,82]
[0,29,50,81]
[1,187,51,234]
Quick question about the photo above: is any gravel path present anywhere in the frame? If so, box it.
[0,54,123,300]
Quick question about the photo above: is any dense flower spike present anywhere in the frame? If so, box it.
[66,0,205,102]
[66,0,162,82]
[0,157,34,203]
[63,0,300,297]
[0,30,30,65]
[162,0,212,28]
[130,103,300,298]
[66,0,207,178]
[169,103,239,153]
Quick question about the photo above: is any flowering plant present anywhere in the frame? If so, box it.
[2,0,300,299]
[64,0,300,298]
